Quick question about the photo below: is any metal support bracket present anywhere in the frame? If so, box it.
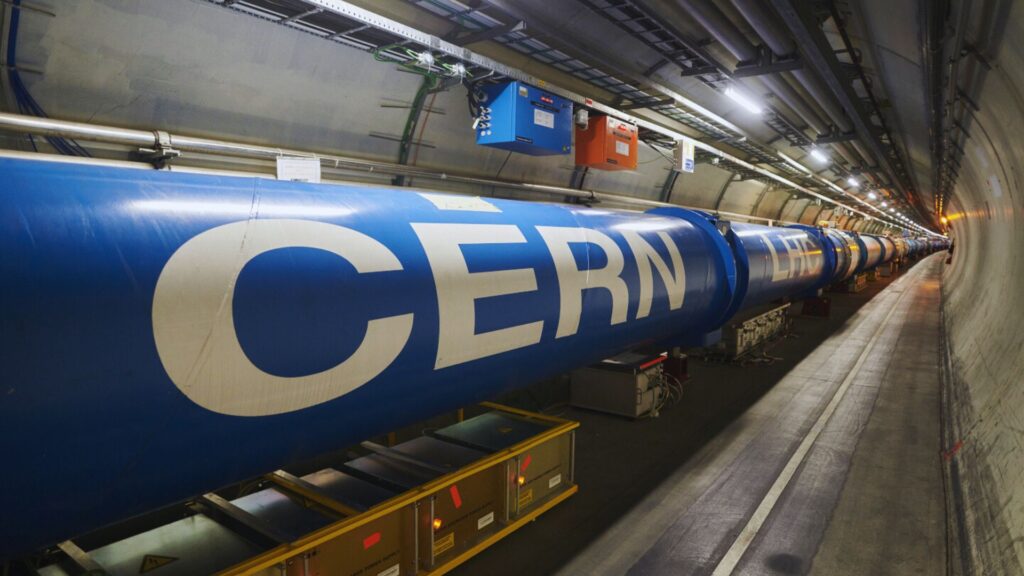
[733,48,802,78]
[56,540,105,574]
[961,43,993,70]
[955,88,980,112]
[814,130,857,145]
[137,130,180,167]
[448,20,525,46]
[621,98,675,110]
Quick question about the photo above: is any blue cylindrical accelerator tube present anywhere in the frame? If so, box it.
[858,234,885,272]
[827,229,860,282]
[0,157,740,556]
[892,237,909,259]
[876,235,896,264]
[718,222,828,321]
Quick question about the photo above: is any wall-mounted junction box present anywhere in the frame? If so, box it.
[575,114,638,170]
[475,80,572,156]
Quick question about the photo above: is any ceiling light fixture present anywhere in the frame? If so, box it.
[724,87,764,114]
[819,176,845,193]
[778,151,812,174]
[809,148,829,163]
[867,192,877,200]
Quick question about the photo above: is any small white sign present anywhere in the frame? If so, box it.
[276,156,321,183]
[377,564,400,576]
[418,193,501,213]
[615,140,630,157]
[533,108,555,129]
[477,511,495,530]
[548,474,562,489]
[674,138,695,173]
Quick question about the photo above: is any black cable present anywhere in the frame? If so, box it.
[6,0,89,156]
[495,150,512,178]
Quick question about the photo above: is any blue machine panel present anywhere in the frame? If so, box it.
[475,81,572,156]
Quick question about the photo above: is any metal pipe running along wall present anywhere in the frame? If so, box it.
[0,110,942,237]
[0,157,944,557]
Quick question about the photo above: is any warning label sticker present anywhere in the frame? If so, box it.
[548,473,562,489]
[433,532,456,557]
[518,488,534,509]
[139,554,177,573]
[533,109,554,129]
[477,511,495,530]
[615,140,630,156]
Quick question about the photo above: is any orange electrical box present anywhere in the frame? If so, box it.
[575,115,638,170]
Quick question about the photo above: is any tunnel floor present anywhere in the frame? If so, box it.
[454,254,947,576]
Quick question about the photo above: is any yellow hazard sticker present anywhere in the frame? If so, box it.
[433,532,455,557]
[139,554,177,573]
[518,488,533,509]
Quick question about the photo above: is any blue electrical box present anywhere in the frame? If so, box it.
[475,80,573,156]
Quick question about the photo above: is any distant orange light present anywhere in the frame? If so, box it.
[432,518,443,531]
[517,475,526,486]
[940,216,949,225]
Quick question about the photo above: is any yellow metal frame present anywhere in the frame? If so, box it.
[217,403,579,575]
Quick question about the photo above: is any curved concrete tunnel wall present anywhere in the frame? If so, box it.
[941,3,1024,572]
[2,0,886,230]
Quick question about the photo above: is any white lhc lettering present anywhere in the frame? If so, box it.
[152,219,687,416]
[761,233,823,282]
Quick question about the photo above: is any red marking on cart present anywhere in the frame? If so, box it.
[363,532,381,549]
[449,484,463,509]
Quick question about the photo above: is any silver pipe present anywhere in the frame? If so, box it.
[0,141,789,225]
[0,113,156,146]
[0,111,916,230]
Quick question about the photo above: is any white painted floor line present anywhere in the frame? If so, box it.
[710,268,918,576]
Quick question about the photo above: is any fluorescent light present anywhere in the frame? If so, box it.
[809,148,829,163]
[819,176,845,193]
[867,192,877,200]
[890,208,896,212]
[724,87,763,114]
[847,176,859,187]
[881,201,888,207]
[778,151,812,174]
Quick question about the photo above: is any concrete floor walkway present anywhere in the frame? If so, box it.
[563,255,947,576]
[453,255,947,576]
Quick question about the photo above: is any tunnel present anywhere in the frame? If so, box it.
[0,1,1019,575]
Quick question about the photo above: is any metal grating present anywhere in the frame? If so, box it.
[199,0,902,226]
[409,0,746,140]
[407,0,803,170]
[579,0,731,85]
[211,0,493,78]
